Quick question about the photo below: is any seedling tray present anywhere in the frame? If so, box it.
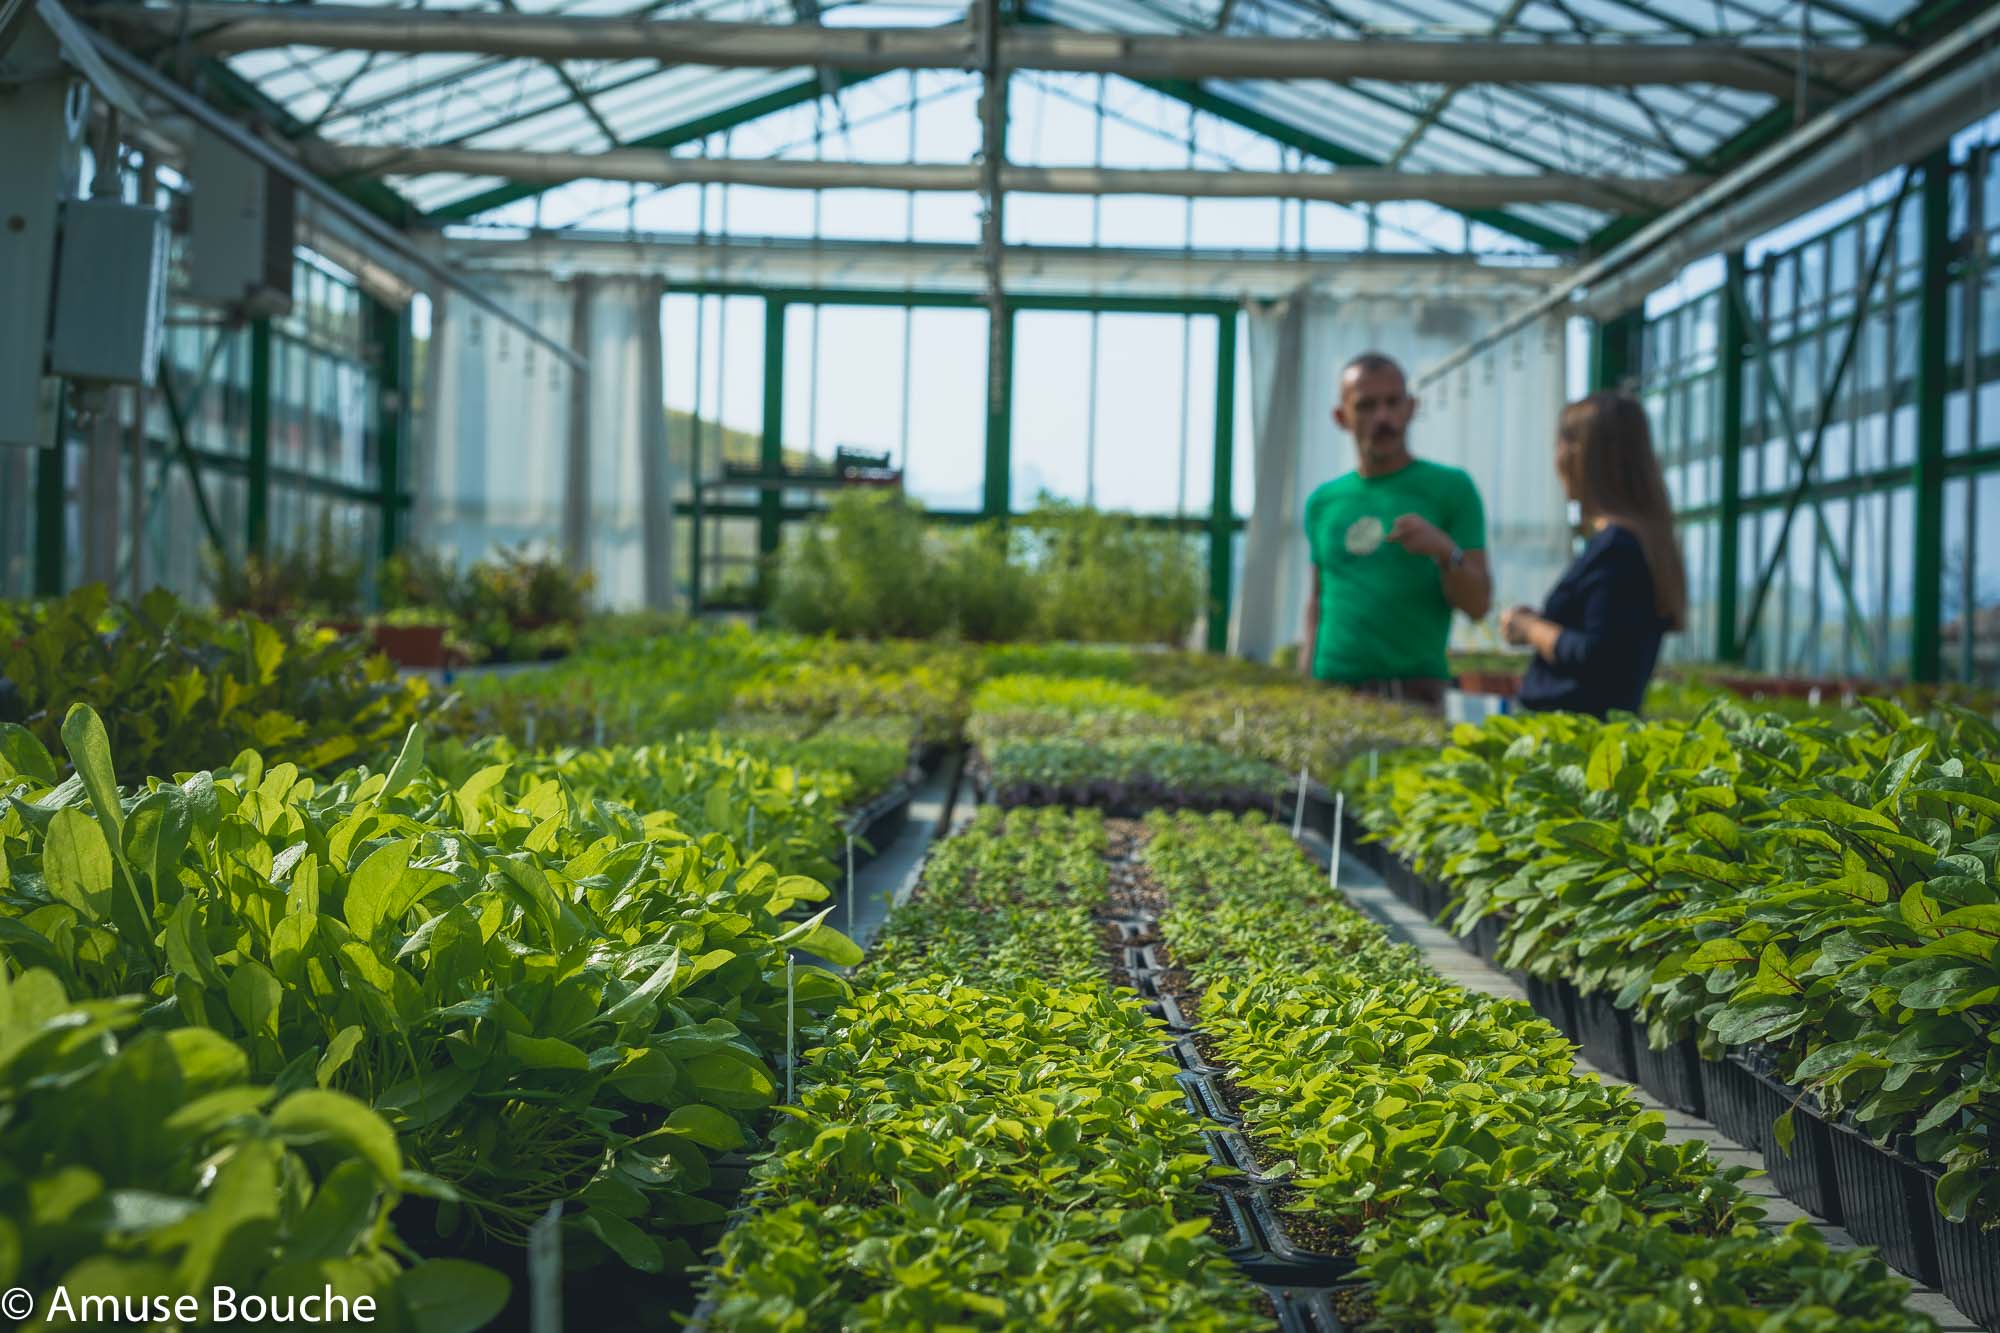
[1931,1195,2000,1331]
[1698,1055,1767,1154]
[1521,974,1579,1042]
[1572,989,1638,1081]
[1739,1057,1842,1224]
[1259,1283,1371,1333]
[1632,1032,1705,1117]
[1828,1125,1939,1286]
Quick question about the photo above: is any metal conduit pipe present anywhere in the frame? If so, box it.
[86,5,1901,94]
[1414,9,2000,389]
[86,29,588,372]
[311,145,1708,210]
[1576,41,2000,316]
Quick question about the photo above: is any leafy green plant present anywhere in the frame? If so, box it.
[1143,811,1935,1332]
[0,967,508,1332]
[700,806,1263,1330]
[0,705,861,1281]
[1,586,434,782]
[1357,698,2000,1230]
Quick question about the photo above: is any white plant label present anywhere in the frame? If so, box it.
[1331,792,1345,890]
[1344,515,1386,556]
[1292,764,1309,838]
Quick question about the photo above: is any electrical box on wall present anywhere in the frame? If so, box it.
[45,197,171,386]
[0,43,83,446]
[187,128,295,317]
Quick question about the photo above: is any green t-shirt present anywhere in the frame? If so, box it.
[1303,459,1486,683]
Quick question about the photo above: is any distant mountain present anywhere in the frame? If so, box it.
[665,409,816,476]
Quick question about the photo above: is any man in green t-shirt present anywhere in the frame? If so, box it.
[1300,353,1491,708]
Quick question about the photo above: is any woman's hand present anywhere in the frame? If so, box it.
[1499,605,1539,646]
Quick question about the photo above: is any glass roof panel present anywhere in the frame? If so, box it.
[176,0,1936,244]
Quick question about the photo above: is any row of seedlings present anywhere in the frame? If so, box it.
[1354,699,2000,1325]
[693,807,1271,1329]
[1134,809,1938,1331]
[0,708,862,1329]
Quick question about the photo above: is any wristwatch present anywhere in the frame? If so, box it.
[1445,545,1466,571]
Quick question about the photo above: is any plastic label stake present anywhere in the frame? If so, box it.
[747,805,757,851]
[1292,764,1309,839]
[1368,748,1379,783]
[528,1200,563,1333]
[524,711,537,750]
[593,709,605,747]
[846,832,857,941]
[1331,791,1345,890]
[784,952,796,1104]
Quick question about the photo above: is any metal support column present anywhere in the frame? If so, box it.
[983,304,1014,518]
[1913,149,1951,682]
[247,318,273,556]
[34,387,67,597]
[758,296,787,566]
[373,298,411,561]
[1716,251,1747,661]
[1590,309,1643,392]
[637,277,672,609]
[1207,309,1237,654]
[564,277,595,574]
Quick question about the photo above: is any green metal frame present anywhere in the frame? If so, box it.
[1714,250,1746,661]
[688,283,1242,642]
[374,301,413,560]
[247,317,273,556]
[1208,310,1237,653]
[34,384,65,598]
[1639,142,1996,683]
[1913,148,1950,682]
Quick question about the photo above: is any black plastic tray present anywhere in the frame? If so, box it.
[1521,974,1579,1042]
[1828,1124,1940,1286]
[1632,1032,1706,1117]
[1739,1058,1842,1224]
[1572,988,1638,1081]
[1932,1197,2000,1332]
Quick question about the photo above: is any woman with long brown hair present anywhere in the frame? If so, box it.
[1500,393,1687,718]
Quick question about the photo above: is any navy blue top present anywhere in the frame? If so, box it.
[1516,525,1669,719]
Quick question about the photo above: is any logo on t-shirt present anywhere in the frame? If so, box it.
[1343,515,1385,557]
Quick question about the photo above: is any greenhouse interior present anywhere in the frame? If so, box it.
[5,0,2000,1327]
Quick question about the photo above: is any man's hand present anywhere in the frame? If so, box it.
[1386,514,1454,562]
[1499,604,1539,646]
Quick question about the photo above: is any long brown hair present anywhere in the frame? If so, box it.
[1557,393,1687,632]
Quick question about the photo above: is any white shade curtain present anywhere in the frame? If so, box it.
[420,275,671,609]
[1232,289,1571,664]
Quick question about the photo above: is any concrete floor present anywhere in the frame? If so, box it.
[1302,832,1980,1333]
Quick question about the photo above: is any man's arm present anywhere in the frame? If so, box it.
[1445,549,1493,621]
[1300,566,1321,679]
[1386,516,1492,620]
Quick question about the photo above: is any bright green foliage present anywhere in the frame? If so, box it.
[0,587,435,783]
[859,807,1109,991]
[767,492,1204,646]
[435,729,905,882]
[0,967,508,1332]
[1178,684,1445,783]
[1144,811,1933,1332]
[0,707,859,1276]
[705,983,1261,1332]
[729,659,971,747]
[701,804,1263,1331]
[983,738,1287,810]
[1021,501,1204,647]
[1358,699,2000,1226]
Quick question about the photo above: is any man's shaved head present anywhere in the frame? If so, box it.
[1341,352,1405,386]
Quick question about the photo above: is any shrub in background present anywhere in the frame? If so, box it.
[768,491,1202,645]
